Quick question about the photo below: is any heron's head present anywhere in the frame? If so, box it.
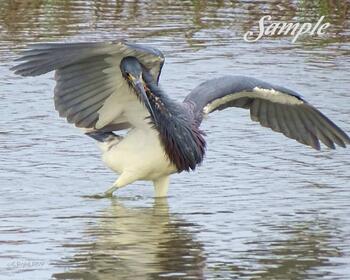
[120,56,143,82]
[120,56,157,122]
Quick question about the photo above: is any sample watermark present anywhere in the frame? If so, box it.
[244,15,330,43]
[4,259,76,273]
[7,260,45,269]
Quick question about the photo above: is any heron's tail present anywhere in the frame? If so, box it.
[85,131,122,152]
[85,131,119,142]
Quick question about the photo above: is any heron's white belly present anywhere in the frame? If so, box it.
[101,128,176,180]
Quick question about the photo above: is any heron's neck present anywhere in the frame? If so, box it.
[143,78,206,172]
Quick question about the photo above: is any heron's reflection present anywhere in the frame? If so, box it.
[51,199,343,279]
[52,198,205,280]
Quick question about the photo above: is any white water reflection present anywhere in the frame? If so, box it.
[52,198,205,280]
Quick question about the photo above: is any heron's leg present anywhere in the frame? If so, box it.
[87,172,137,199]
[153,176,170,198]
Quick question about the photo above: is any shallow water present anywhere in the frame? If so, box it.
[1,1,350,279]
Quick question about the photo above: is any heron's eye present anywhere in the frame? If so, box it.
[126,73,136,81]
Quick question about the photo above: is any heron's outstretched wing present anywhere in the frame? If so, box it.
[184,75,350,150]
[12,41,165,130]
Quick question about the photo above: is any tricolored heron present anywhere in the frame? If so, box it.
[12,41,350,198]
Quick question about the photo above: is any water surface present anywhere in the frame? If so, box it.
[0,1,350,279]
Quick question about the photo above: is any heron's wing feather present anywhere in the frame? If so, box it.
[184,75,350,149]
[12,41,165,81]
[12,41,165,130]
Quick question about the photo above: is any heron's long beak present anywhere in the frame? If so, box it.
[133,78,158,125]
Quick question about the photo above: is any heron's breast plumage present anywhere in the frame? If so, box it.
[101,127,177,180]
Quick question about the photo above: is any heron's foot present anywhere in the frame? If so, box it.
[83,191,115,199]
[83,184,120,199]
